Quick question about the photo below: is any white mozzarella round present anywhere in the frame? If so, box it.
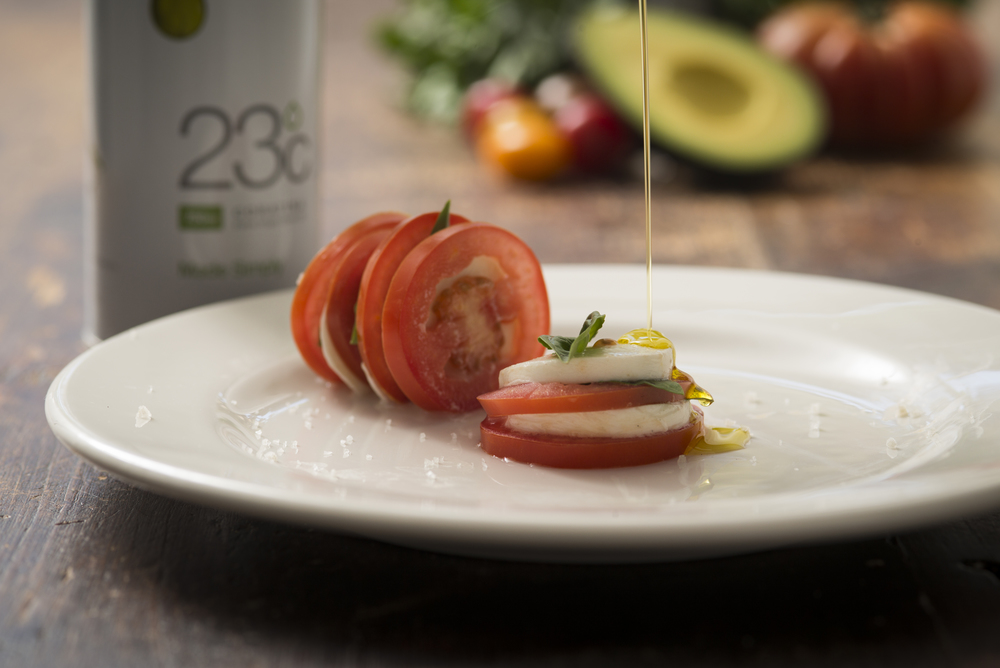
[506,402,692,438]
[499,343,674,387]
[319,306,370,394]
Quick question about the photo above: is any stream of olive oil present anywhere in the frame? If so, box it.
[639,0,653,332]
[634,3,748,453]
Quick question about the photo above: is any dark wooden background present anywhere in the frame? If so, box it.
[3,0,1000,665]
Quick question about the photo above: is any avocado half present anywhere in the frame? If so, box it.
[572,5,826,173]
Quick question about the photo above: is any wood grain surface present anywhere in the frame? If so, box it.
[3,0,1000,666]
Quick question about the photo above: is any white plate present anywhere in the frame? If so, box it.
[46,265,1000,562]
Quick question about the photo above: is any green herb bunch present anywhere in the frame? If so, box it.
[376,0,604,123]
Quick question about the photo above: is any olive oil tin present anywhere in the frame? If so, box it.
[85,0,320,341]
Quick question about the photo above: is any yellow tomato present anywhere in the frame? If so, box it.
[475,98,571,181]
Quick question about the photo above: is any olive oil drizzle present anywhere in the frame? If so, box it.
[632,3,746,453]
[639,0,653,332]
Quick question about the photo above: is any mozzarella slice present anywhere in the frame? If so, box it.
[361,361,397,403]
[319,305,370,394]
[499,343,674,387]
[506,402,692,438]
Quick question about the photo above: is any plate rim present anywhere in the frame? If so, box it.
[44,265,1000,560]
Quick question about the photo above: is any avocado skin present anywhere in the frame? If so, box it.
[571,5,827,175]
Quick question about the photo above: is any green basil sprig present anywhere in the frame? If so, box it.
[350,301,359,345]
[538,311,605,363]
[622,378,684,395]
[537,312,690,397]
[430,200,451,234]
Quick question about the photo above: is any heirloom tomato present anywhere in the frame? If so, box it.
[758,1,985,147]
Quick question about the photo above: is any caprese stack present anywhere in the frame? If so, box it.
[477,313,709,468]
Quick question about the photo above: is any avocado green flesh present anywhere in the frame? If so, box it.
[573,6,826,172]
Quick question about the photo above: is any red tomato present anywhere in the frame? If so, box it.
[290,212,407,384]
[554,94,632,174]
[478,381,686,417]
[321,221,401,392]
[355,210,471,402]
[381,223,550,412]
[479,409,702,469]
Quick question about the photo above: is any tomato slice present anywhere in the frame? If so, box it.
[478,381,687,417]
[479,409,702,469]
[290,212,407,384]
[356,211,470,403]
[381,223,550,412]
[321,221,401,392]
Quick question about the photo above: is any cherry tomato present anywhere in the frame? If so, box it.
[475,98,571,181]
[554,94,632,174]
[291,212,407,384]
[478,381,686,417]
[321,221,401,392]
[461,78,521,139]
[758,1,985,147]
[381,223,550,412]
[479,409,702,469]
[356,210,471,403]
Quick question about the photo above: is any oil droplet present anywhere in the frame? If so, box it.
[685,426,751,455]
[671,368,714,406]
[685,384,715,406]
[618,328,672,349]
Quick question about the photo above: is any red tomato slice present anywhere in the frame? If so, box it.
[382,223,549,412]
[290,212,407,384]
[479,409,703,469]
[322,221,400,391]
[478,381,687,417]
[356,211,470,403]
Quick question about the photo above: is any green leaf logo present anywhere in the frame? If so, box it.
[179,205,222,230]
[152,0,204,40]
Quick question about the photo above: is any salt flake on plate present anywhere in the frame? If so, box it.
[135,405,152,428]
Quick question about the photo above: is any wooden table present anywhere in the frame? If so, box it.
[4,0,1000,665]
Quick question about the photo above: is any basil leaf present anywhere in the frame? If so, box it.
[538,311,605,364]
[537,335,575,362]
[623,379,685,395]
[570,311,605,358]
[350,301,359,345]
[430,200,451,235]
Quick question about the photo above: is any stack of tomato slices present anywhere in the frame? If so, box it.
[477,382,703,469]
[290,209,550,412]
